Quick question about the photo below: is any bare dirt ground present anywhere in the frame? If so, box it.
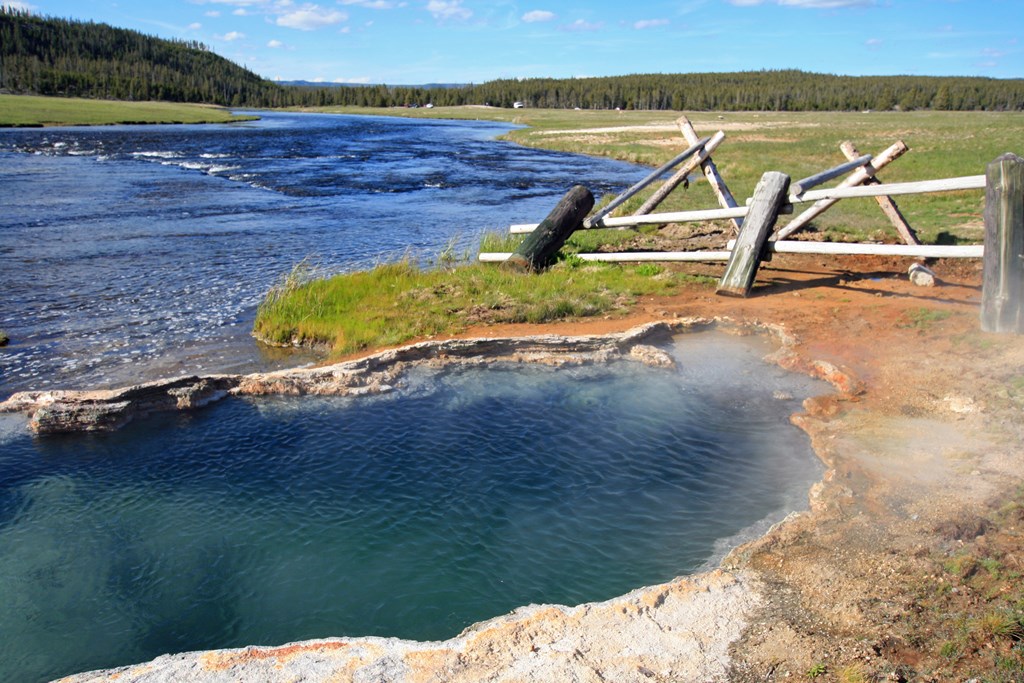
[447,251,1024,682]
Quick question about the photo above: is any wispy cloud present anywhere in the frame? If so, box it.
[522,10,555,23]
[188,22,203,30]
[338,0,401,7]
[426,0,472,22]
[216,30,245,40]
[562,18,603,32]
[634,18,669,29]
[267,39,285,47]
[192,0,351,31]
[276,5,348,30]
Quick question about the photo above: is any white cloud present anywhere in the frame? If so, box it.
[216,30,245,40]
[188,22,203,30]
[267,39,285,47]
[276,5,348,30]
[1,1,35,10]
[562,18,603,32]
[338,0,398,7]
[233,8,248,15]
[634,18,669,29]
[865,37,882,46]
[426,0,471,21]
[522,10,555,23]
[205,10,222,17]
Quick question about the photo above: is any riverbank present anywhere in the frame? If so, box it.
[37,252,1024,681]
[0,94,257,127]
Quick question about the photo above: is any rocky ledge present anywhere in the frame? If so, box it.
[5,317,863,683]
[2,318,850,436]
[58,570,759,683]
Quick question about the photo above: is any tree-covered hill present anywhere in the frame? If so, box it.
[0,8,287,106]
[3,7,1023,112]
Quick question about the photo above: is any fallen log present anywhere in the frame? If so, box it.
[505,185,594,273]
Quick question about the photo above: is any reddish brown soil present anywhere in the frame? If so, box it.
[438,253,1024,682]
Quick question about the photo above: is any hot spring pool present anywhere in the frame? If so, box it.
[0,331,827,682]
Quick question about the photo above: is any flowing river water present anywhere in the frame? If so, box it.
[0,113,826,682]
[0,111,647,399]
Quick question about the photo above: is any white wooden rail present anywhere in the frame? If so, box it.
[484,173,988,264]
[508,175,986,234]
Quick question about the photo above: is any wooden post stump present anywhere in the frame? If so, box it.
[717,171,791,297]
[981,153,1024,333]
[505,185,594,273]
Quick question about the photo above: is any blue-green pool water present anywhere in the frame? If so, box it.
[0,332,826,682]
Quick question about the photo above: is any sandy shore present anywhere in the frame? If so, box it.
[39,251,1024,681]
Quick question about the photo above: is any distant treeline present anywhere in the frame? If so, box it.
[3,8,1023,112]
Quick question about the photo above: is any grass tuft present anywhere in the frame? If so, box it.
[253,253,702,356]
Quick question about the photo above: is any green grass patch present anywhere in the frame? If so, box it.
[0,94,257,127]
[254,257,699,356]
[901,307,954,330]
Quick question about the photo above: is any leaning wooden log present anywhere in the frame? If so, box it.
[717,171,791,298]
[981,153,1024,333]
[677,115,742,232]
[505,185,594,273]
[583,136,711,228]
[775,140,909,240]
[791,154,872,196]
[632,131,726,216]
[840,141,920,246]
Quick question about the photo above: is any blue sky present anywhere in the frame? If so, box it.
[6,0,1022,83]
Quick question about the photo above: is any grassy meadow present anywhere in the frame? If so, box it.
[0,94,257,126]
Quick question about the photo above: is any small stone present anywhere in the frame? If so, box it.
[908,263,936,287]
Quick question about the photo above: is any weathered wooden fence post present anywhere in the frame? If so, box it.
[776,140,908,240]
[981,153,1024,333]
[840,141,919,246]
[505,185,594,273]
[717,171,791,297]
[677,115,742,232]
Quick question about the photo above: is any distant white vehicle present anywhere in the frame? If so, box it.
[513,101,524,109]
[425,103,434,108]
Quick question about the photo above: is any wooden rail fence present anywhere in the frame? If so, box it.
[481,130,1023,332]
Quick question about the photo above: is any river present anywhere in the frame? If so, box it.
[0,111,647,400]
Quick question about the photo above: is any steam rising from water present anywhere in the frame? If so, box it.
[0,331,826,683]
